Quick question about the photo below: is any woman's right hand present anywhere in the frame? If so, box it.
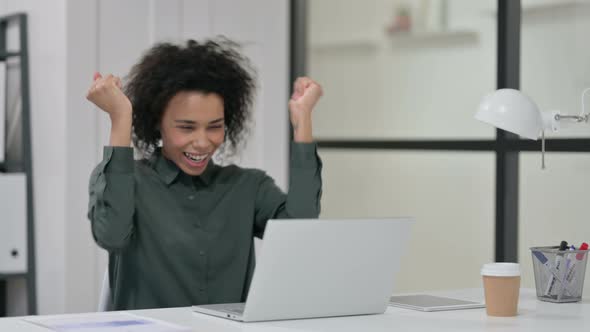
[87,72,133,147]
[86,72,132,121]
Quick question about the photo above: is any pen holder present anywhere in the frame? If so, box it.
[530,246,589,303]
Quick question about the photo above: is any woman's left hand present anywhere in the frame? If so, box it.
[288,77,323,123]
[288,77,322,143]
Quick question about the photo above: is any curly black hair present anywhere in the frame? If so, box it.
[125,38,256,158]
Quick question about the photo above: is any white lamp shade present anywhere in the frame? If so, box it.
[475,88,543,140]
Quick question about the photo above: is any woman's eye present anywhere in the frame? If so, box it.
[177,126,194,130]
[208,125,223,130]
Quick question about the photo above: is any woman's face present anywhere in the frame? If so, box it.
[160,91,225,176]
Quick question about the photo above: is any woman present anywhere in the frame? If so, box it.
[86,38,323,310]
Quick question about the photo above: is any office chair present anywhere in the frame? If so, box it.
[97,269,112,311]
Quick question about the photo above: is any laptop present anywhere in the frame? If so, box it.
[192,218,413,322]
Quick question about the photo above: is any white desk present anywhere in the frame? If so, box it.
[1,289,588,331]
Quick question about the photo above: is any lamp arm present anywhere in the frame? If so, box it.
[547,88,590,126]
[554,114,588,122]
[545,88,590,128]
[536,88,590,170]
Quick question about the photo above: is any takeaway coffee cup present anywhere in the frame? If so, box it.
[481,263,521,316]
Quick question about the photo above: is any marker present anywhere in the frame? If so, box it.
[544,241,568,297]
[559,245,576,301]
[563,242,589,297]
[533,250,576,297]
[576,242,588,261]
[566,245,575,270]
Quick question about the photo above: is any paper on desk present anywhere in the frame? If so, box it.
[23,312,191,332]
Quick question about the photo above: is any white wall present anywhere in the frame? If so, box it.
[319,150,495,292]
[64,0,100,313]
[520,153,590,290]
[2,0,289,315]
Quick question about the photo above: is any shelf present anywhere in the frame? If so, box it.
[522,1,590,17]
[389,30,478,48]
[0,161,25,172]
[309,30,478,53]
[0,12,35,316]
[309,39,379,53]
[484,1,590,17]
[0,273,27,280]
[0,51,21,60]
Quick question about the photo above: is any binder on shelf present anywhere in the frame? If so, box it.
[0,173,27,273]
[0,61,6,164]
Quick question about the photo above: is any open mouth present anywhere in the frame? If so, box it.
[183,152,209,167]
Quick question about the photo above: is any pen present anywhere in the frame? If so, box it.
[544,241,568,297]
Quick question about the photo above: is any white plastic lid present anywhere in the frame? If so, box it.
[481,263,521,277]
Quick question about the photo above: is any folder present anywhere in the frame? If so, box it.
[0,61,6,164]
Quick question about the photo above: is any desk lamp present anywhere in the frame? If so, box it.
[475,88,590,169]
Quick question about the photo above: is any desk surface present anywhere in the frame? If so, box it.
[1,288,589,331]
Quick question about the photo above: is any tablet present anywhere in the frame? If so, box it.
[389,294,485,312]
